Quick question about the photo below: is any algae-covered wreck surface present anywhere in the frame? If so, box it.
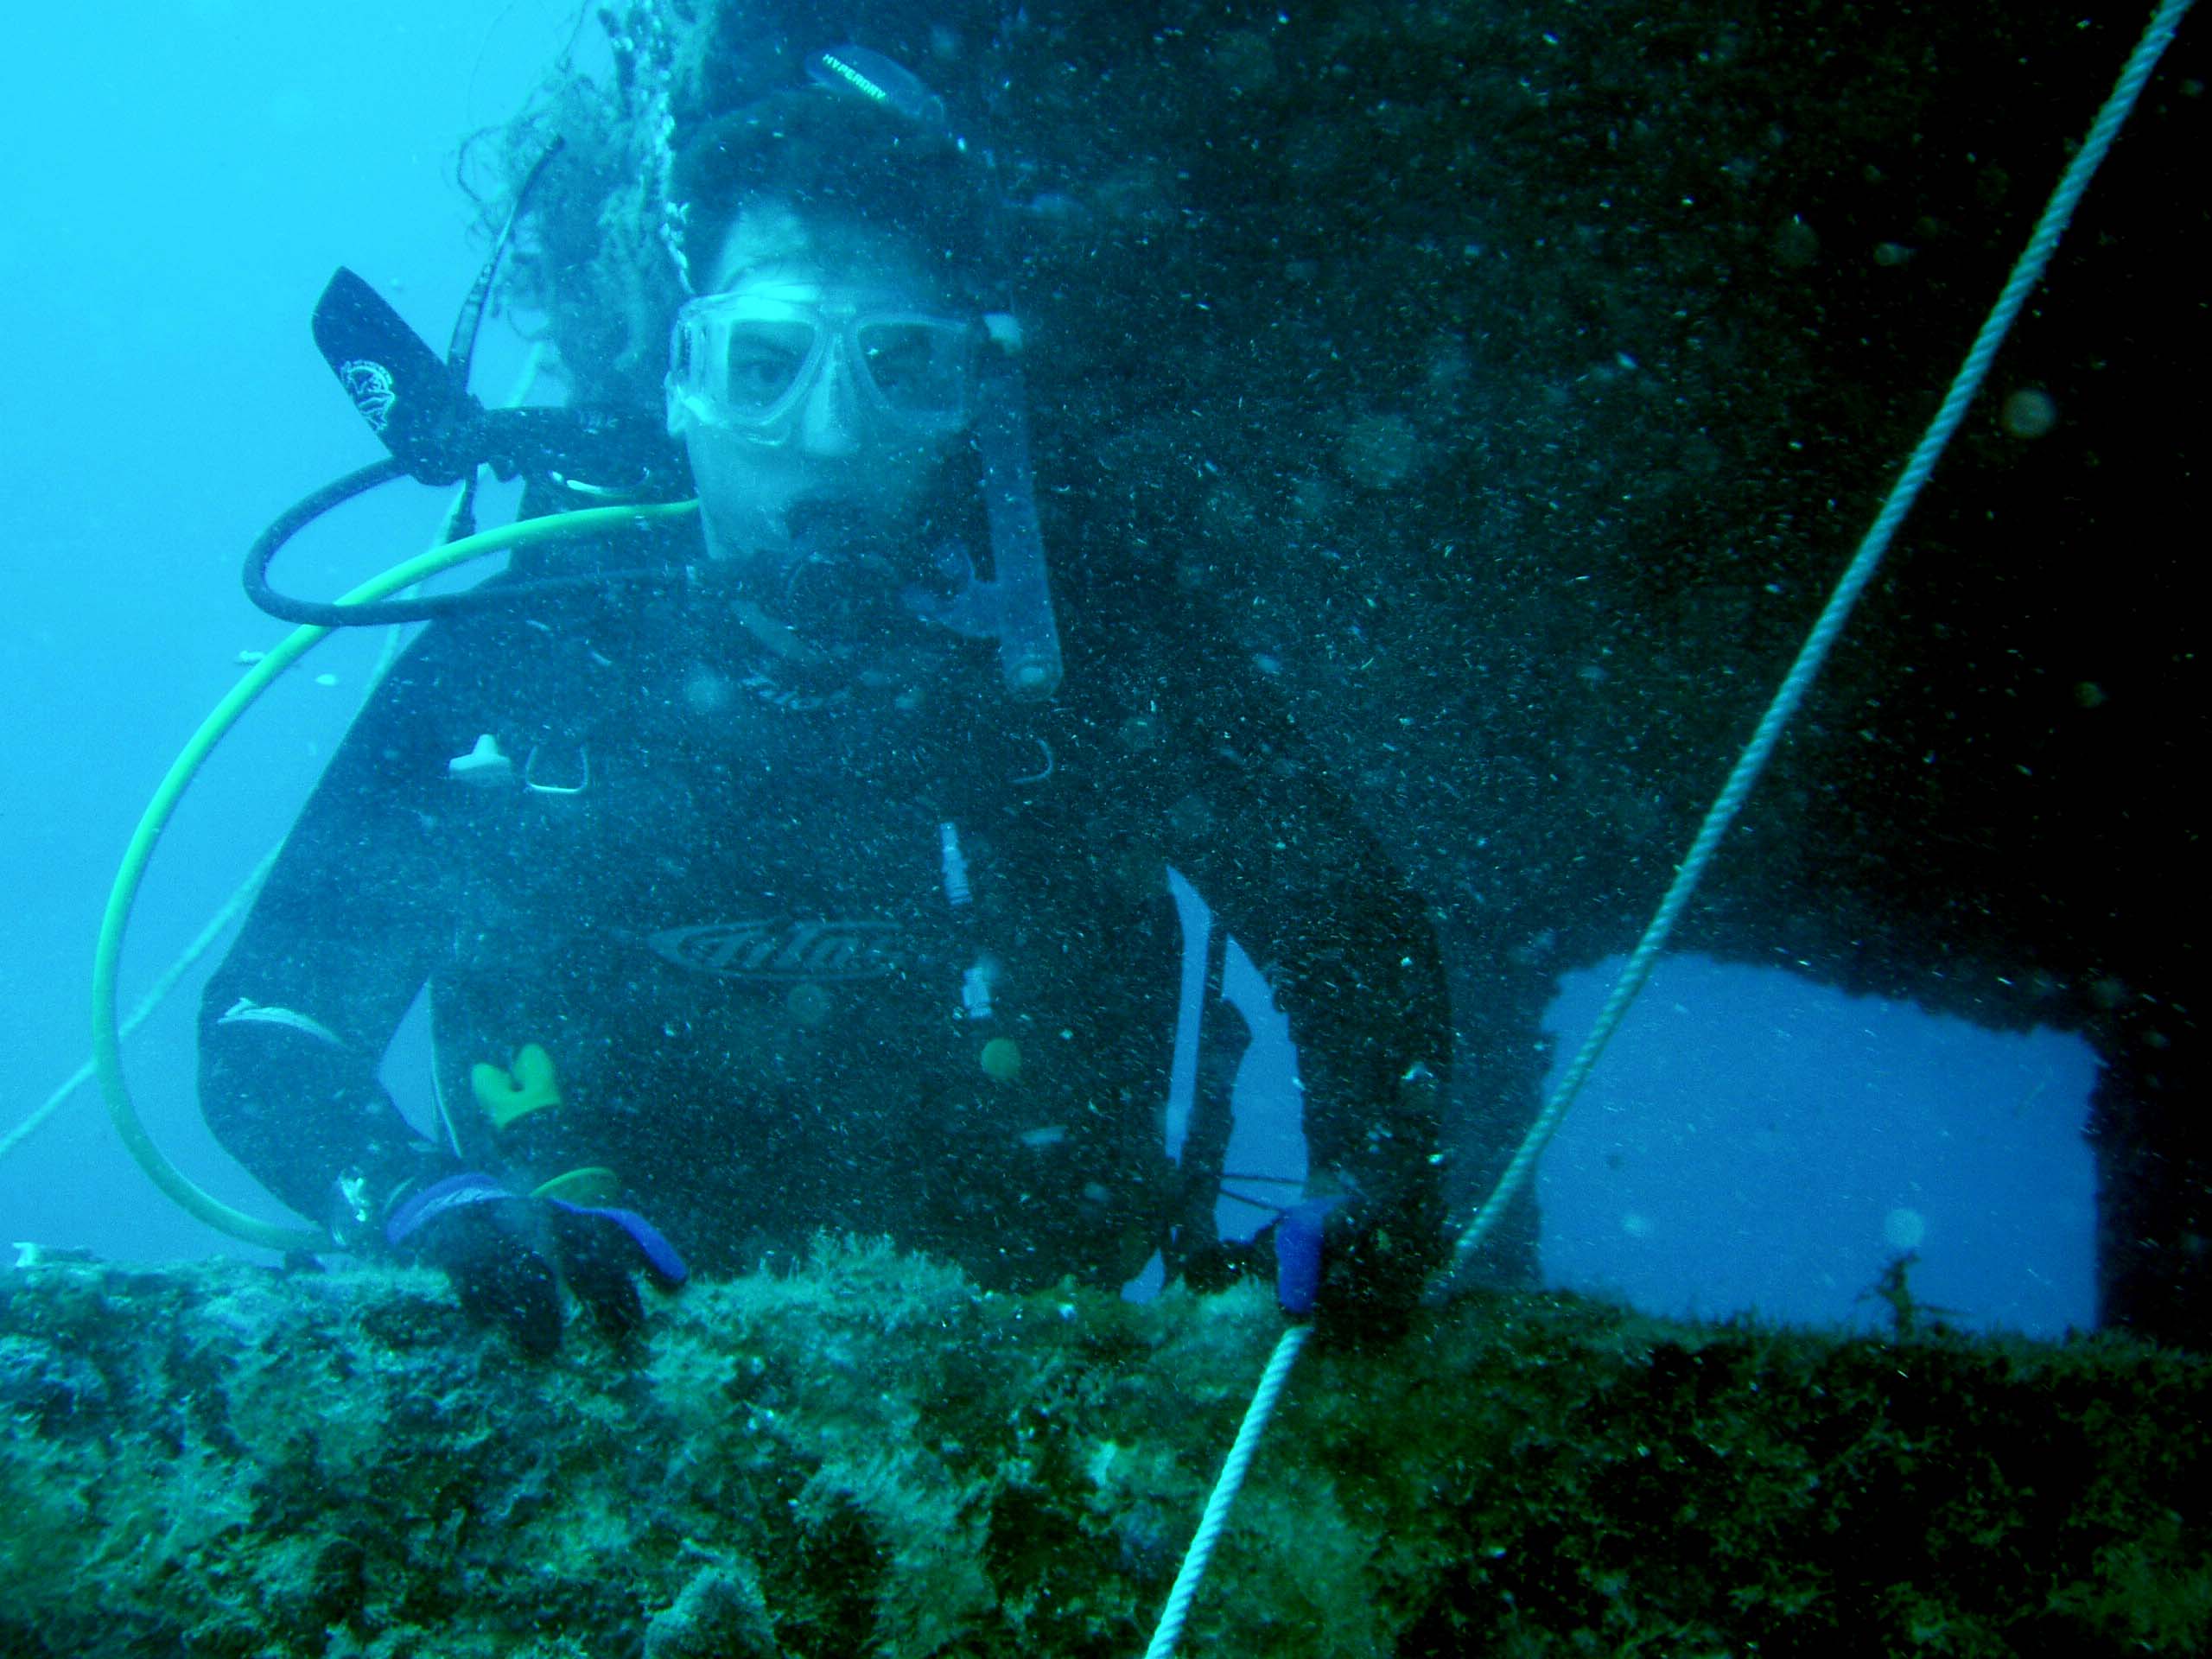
[2,1243,2203,1657]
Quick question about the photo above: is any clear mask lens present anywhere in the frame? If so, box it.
[668,287,976,442]
[853,317,971,424]
[721,320,818,417]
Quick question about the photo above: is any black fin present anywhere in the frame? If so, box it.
[311,267,481,484]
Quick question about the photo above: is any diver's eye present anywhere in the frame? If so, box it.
[719,320,816,411]
[724,346,804,405]
[858,323,968,418]
[862,330,935,395]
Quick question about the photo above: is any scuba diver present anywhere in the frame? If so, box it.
[197,47,1452,1354]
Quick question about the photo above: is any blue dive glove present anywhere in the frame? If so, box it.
[1274,1194,1427,1343]
[1272,1197,1347,1318]
[386,1173,688,1356]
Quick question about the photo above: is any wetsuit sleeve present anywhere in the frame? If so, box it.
[1132,664,1453,1316]
[198,632,468,1236]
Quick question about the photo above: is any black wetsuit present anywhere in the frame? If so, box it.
[200,530,1452,1307]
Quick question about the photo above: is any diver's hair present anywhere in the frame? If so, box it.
[468,14,1016,410]
[671,91,1001,301]
[460,71,688,409]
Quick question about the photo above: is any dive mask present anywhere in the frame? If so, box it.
[666,279,978,448]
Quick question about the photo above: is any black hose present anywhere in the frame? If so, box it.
[241,459,693,628]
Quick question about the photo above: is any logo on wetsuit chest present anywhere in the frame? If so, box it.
[649,919,906,982]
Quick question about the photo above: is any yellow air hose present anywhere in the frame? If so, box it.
[90,499,698,1252]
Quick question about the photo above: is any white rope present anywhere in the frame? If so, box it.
[0,846,279,1167]
[1444,0,2195,1286]
[1141,1323,1311,1659]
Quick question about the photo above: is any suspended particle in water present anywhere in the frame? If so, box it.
[1883,1206,1928,1250]
[2000,386,2059,438]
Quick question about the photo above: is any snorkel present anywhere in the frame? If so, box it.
[927,327,1063,699]
[804,42,1064,700]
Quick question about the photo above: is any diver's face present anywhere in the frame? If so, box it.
[670,206,971,563]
